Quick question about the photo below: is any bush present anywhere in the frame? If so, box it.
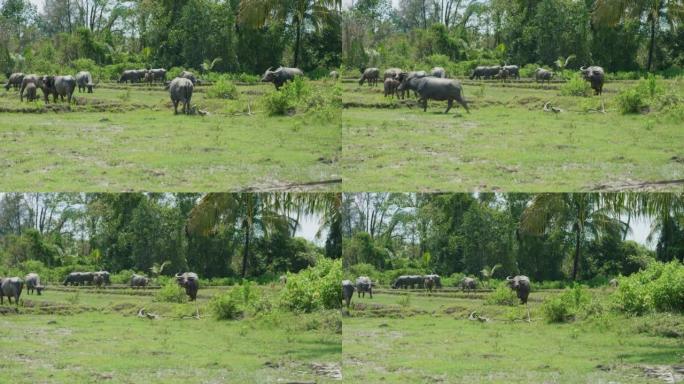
[206,77,238,100]
[541,285,590,323]
[485,284,518,306]
[263,76,312,116]
[211,292,243,320]
[347,263,379,282]
[616,88,646,114]
[560,73,592,97]
[279,258,342,312]
[613,261,684,315]
[154,280,187,303]
[110,269,136,285]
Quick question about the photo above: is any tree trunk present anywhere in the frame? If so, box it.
[647,13,656,72]
[572,225,581,281]
[242,226,250,277]
[294,16,302,67]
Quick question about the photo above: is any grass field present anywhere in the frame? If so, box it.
[0,284,341,383]
[0,81,340,191]
[341,78,684,191]
[342,287,684,383]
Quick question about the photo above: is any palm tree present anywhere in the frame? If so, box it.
[520,193,628,281]
[187,193,292,277]
[238,0,341,67]
[593,0,684,71]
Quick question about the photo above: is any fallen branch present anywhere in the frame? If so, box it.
[543,101,563,113]
[137,308,159,320]
[468,311,490,322]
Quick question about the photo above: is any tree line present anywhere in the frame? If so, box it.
[0,192,341,279]
[343,0,684,74]
[0,0,342,76]
[342,193,684,282]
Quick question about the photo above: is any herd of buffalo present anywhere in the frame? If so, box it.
[341,274,531,310]
[0,271,200,306]
[357,64,606,114]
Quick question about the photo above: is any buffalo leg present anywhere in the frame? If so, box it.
[423,98,428,112]
[173,101,178,115]
[445,99,453,114]
[369,288,372,299]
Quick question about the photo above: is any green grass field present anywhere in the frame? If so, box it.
[342,78,684,191]
[0,81,340,191]
[0,284,341,383]
[342,287,684,383]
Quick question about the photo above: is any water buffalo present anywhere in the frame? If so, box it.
[5,72,24,90]
[470,66,501,80]
[24,83,37,101]
[145,68,167,84]
[431,67,446,78]
[424,276,435,292]
[506,275,531,304]
[43,75,77,104]
[384,77,399,98]
[495,68,510,82]
[119,69,145,83]
[461,277,477,292]
[609,278,618,288]
[0,277,23,306]
[407,275,424,289]
[19,74,45,102]
[355,276,373,298]
[406,77,470,114]
[24,273,43,295]
[342,280,355,309]
[502,65,520,79]
[535,68,554,85]
[580,66,605,95]
[383,68,402,80]
[168,77,194,115]
[424,274,442,289]
[261,66,303,90]
[358,67,380,87]
[279,275,287,285]
[392,275,410,289]
[176,272,199,301]
[75,71,94,93]
[63,272,94,286]
[329,70,339,80]
[180,70,196,85]
[130,274,149,288]
[396,71,427,99]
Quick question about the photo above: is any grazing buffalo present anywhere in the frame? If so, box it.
[392,275,410,289]
[329,70,339,80]
[43,75,77,104]
[261,67,303,90]
[396,71,427,99]
[609,278,618,288]
[93,271,110,287]
[580,66,605,95]
[506,275,531,304]
[470,66,501,80]
[63,272,95,286]
[407,275,424,289]
[119,69,146,83]
[24,83,37,101]
[355,276,373,298]
[384,77,399,98]
[130,274,149,288]
[0,277,23,306]
[176,272,199,301]
[424,276,435,292]
[24,273,43,295]
[342,280,355,309]
[535,68,554,85]
[502,65,520,79]
[431,67,446,78]
[495,68,509,82]
[168,77,194,115]
[424,274,442,289]
[461,277,476,292]
[75,71,94,93]
[145,68,167,84]
[5,72,24,90]
[180,70,196,85]
[358,68,380,87]
[384,68,402,80]
[402,76,469,114]
[19,74,45,102]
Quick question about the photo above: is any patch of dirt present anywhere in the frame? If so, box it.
[670,156,684,164]
[591,179,684,191]
[642,365,684,383]
[309,362,342,380]
[240,178,342,192]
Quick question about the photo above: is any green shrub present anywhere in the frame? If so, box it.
[616,88,646,114]
[347,263,379,282]
[485,285,518,306]
[211,291,244,320]
[263,76,312,116]
[110,269,136,285]
[206,77,238,100]
[154,280,187,303]
[279,258,342,312]
[210,281,263,320]
[541,285,590,323]
[613,261,684,315]
[560,73,592,97]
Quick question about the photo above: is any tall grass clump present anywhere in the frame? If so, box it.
[560,73,592,96]
[541,285,591,323]
[613,261,684,315]
[263,76,311,115]
[206,77,238,100]
[616,74,668,114]
[280,258,342,312]
[154,279,187,303]
[210,281,260,320]
[485,284,518,306]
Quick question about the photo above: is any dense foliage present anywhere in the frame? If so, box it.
[0,193,341,281]
[343,0,684,75]
[613,261,684,315]
[0,0,341,76]
[279,257,342,312]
